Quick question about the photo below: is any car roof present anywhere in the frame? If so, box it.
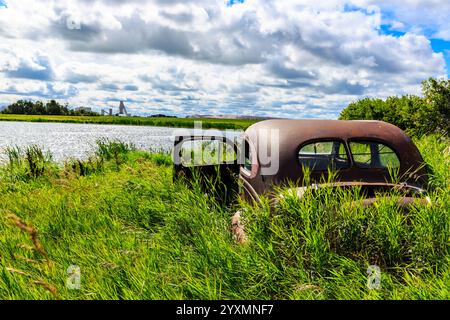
[244,119,425,178]
[245,119,411,144]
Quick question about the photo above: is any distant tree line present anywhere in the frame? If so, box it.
[340,78,450,136]
[1,100,99,116]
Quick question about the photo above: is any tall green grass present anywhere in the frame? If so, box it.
[0,135,448,299]
[3,145,55,181]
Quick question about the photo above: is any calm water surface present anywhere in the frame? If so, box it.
[0,121,238,162]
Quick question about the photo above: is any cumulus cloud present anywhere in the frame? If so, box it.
[356,0,450,40]
[0,0,448,118]
[0,81,78,99]
[64,69,99,84]
[5,55,54,81]
[123,84,139,91]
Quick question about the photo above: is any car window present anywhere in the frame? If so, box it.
[349,141,400,169]
[180,139,236,167]
[298,141,349,171]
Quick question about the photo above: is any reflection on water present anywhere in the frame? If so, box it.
[0,121,240,162]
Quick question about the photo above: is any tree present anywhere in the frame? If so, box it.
[421,78,450,135]
[1,100,99,117]
[339,78,449,136]
[45,100,64,115]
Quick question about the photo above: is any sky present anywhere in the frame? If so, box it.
[0,0,449,118]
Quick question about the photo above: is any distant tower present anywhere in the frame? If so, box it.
[109,108,113,116]
[119,101,129,116]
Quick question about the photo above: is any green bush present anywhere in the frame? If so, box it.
[340,78,450,136]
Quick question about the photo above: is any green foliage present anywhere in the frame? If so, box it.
[414,135,450,190]
[95,138,136,167]
[1,100,100,116]
[64,157,105,177]
[340,78,450,136]
[0,136,448,299]
[422,78,450,135]
[3,145,55,181]
[143,152,172,167]
[64,139,136,176]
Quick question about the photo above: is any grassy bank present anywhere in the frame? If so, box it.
[0,136,448,299]
[0,114,258,130]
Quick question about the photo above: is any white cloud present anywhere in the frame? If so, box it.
[354,0,450,40]
[0,0,447,117]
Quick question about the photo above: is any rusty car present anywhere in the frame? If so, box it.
[173,119,429,243]
[173,119,428,205]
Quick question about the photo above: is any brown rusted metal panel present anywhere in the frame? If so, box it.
[241,119,428,199]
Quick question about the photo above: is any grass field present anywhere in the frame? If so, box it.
[0,114,258,130]
[0,136,448,299]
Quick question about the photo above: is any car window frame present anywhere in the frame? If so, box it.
[296,138,351,172]
[240,136,259,179]
[347,138,401,170]
[177,136,239,168]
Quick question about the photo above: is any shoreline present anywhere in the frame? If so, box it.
[0,114,258,130]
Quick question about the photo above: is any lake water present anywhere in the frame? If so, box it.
[0,121,241,162]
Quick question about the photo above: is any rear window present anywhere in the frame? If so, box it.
[298,141,350,171]
[180,139,236,167]
[349,141,400,169]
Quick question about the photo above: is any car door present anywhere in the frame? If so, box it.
[173,135,240,205]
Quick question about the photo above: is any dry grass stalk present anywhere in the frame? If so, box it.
[32,280,58,297]
[6,267,31,277]
[15,255,40,264]
[17,244,34,251]
[7,214,48,259]
[294,284,321,292]
[100,262,119,269]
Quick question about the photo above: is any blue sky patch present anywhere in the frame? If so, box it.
[380,25,406,38]
[0,0,7,8]
[343,4,366,13]
[431,39,450,76]
[227,0,245,7]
